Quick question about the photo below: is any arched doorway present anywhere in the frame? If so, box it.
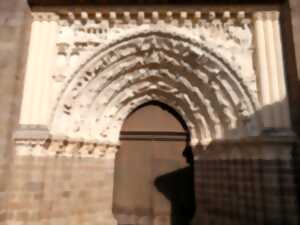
[49,30,259,225]
[113,101,195,225]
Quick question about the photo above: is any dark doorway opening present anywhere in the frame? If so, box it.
[113,101,196,225]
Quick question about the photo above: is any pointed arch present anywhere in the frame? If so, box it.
[51,28,260,147]
[123,100,190,133]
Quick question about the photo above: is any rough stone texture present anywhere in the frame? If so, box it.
[194,142,299,225]
[4,156,116,225]
[51,25,259,146]
[284,0,300,136]
[0,0,31,225]
[0,2,299,225]
[0,0,30,157]
[289,0,300,80]
[25,11,259,149]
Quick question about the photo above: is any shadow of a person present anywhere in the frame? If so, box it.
[154,145,196,225]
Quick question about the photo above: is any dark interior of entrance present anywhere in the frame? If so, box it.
[113,101,196,225]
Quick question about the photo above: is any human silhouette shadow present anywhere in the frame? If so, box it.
[154,145,196,225]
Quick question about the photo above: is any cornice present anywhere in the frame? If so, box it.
[31,4,281,14]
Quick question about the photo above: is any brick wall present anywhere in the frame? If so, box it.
[193,142,299,225]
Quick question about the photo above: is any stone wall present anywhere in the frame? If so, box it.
[0,0,31,225]
[193,141,299,225]
[0,0,31,157]
[0,1,300,225]
[4,156,116,225]
[289,0,300,80]
[284,0,300,135]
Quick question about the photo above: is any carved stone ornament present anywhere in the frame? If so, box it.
[16,10,262,157]
[50,11,261,146]
[14,134,120,158]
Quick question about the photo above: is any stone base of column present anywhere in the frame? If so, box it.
[13,125,50,140]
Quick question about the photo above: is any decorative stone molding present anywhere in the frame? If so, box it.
[51,10,254,79]
[51,27,260,146]
[14,128,119,158]
[192,135,297,161]
[32,12,60,21]
[18,9,292,156]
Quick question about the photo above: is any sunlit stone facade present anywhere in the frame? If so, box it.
[16,10,291,153]
[0,1,299,225]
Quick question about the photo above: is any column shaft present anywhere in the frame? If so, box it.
[19,20,40,125]
[264,13,281,128]
[254,11,292,130]
[30,20,49,124]
[253,13,273,128]
[272,14,291,128]
[19,13,59,127]
[40,20,58,125]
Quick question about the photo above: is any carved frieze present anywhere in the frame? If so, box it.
[52,11,256,93]
[15,135,119,158]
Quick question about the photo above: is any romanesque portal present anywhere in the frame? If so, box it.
[12,8,298,225]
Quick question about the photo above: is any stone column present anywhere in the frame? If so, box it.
[272,12,291,129]
[264,12,282,128]
[19,17,41,125]
[253,12,273,129]
[39,16,59,126]
[253,11,292,131]
[19,13,58,127]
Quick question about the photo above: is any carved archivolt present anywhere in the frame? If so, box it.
[51,28,260,147]
[15,10,265,157]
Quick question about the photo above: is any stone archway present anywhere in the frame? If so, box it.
[11,9,298,225]
[51,28,259,146]
[49,29,259,225]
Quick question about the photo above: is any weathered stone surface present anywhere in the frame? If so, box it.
[290,0,300,79]
[0,0,30,157]
[193,142,299,225]
[0,2,299,225]
[0,0,31,224]
[3,156,116,225]
[17,10,264,158]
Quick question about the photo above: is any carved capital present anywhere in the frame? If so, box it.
[252,12,264,21]
[264,11,280,21]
